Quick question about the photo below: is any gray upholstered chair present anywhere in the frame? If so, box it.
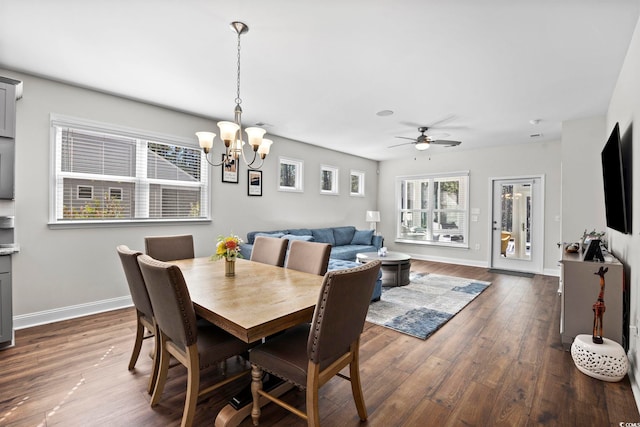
[144,234,194,261]
[137,254,252,427]
[250,236,288,267]
[249,260,382,426]
[285,240,331,276]
[116,245,160,395]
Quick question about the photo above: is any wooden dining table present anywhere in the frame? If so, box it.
[170,256,325,426]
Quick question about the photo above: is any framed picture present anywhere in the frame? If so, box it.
[278,157,304,192]
[320,164,339,195]
[248,170,262,196]
[350,170,365,197]
[222,155,238,183]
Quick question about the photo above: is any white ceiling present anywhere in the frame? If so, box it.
[1,1,638,161]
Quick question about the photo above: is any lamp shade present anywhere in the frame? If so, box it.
[245,127,266,150]
[257,139,273,157]
[365,210,380,222]
[196,132,216,151]
[217,121,240,143]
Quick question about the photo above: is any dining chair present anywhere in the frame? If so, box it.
[285,240,331,275]
[249,260,382,426]
[137,254,252,427]
[144,234,194,261]
[116,245,160,395]
[250,236,288,267]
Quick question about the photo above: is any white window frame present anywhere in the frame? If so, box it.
[320,164,339,195]
[49,114,210,227]
[350,170,365,197]
[395,171,470,248]
[278,157,304,193]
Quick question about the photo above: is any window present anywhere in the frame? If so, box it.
[51,116,209,224]
[350,170,365,197]
[396,172,469,247]
[278,157,304,192]
[320,165,338,195]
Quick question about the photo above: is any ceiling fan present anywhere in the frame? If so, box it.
[389,127,462,150]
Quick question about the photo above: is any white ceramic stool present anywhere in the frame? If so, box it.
[570,334,628,382]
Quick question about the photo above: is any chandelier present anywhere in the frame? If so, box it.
[196,21,272,170]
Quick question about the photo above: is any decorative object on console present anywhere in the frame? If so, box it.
[571,334,628,382]
[366,210,380,235]
[592,266,608,344]
[211,234,243,277]
[195,21,273,170]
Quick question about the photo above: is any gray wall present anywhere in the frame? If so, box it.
[3,70,378,326]
[607,12,640,407]
[377,141,562,274]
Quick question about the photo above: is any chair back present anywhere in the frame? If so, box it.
[250,236,288,267]
[116,245,154,321]
[307,260,381,367]
[137,254,198,349]
[285,240,331,275]
[144,234,194,261]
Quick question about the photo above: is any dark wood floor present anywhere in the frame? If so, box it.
[1,260,638,426]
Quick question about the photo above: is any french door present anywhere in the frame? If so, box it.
[490,176,544,273]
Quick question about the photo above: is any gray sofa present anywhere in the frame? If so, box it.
[239,226,383,261]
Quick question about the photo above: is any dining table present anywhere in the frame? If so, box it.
[170,256,325,427]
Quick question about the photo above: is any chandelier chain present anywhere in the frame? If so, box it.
[235,31,242,106]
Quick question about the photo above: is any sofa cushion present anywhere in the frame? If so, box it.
[281,234,314,249]
[333,226,356,246]
[247,230,288,244]
[286,228,313,236]
[311,228,335,246]
[351,229,374,245]
[255,232,285,240]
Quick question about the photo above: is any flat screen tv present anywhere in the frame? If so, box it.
[601,122,629,234]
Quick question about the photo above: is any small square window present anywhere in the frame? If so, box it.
[77,185,93,200]
[350,170,365,197]
[320,165,339,195]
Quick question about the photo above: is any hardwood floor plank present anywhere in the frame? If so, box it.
[0,260,637,426]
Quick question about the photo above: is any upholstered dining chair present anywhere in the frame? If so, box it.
[116,245,159,395]
[249,260,382,427]
[285,240,331,275]
[137,254,253,427]
[250,236,288,267]
[144,234,194,261]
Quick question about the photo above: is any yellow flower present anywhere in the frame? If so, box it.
[211,233,244,261]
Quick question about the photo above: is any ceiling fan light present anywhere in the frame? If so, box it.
[415,142,430,150]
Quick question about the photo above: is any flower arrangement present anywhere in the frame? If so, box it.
[212,233,244,261]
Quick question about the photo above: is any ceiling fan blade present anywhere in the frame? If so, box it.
[430,139,462,147]
[394,136,417,141]
[388,141,415,148]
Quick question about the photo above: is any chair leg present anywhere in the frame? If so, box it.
[306,363,321,427]
[128,315,145,370]
[181,345,200,427]
[147,325,161,395]
[349,348,367,421]
[150,333,170,407]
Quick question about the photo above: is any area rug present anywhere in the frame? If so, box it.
[366,273,491,339]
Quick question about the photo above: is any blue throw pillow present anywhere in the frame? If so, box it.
[311,228,335,246]
[333,226,356,246]
[281,234,314,249]
[351,229,373,245]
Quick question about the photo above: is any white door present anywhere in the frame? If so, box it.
[490,177,544,273]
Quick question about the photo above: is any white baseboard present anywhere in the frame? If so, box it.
[13,295,133,330]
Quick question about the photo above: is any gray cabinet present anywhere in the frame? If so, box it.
[0,257,12,347]
[560,249,623,349]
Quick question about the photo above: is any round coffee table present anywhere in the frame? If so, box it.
[356,251,411,287]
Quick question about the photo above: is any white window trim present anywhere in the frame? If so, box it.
[278,156,304,193]
[350,169,365,197]
[49,114,211,228]
[395,171,470,248]
[320,164,339,195]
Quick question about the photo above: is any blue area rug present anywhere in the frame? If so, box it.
[366,273,491,339]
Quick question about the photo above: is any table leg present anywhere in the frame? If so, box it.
[214,368,293,427]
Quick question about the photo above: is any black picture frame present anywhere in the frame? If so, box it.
[583,239,605,262]
[222,155,238,183]
[248,170,262,196]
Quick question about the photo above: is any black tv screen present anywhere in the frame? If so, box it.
[601,122,629,234]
